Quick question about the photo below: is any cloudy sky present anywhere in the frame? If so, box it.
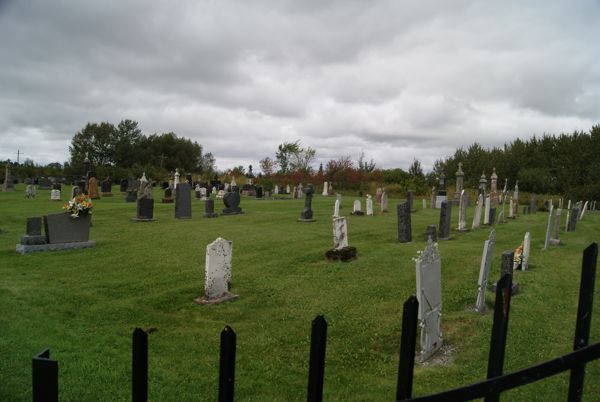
[1,1,599,172]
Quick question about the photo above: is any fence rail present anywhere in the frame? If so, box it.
[31,243,598,402]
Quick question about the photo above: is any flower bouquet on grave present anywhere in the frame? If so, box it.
[63,194,93,218]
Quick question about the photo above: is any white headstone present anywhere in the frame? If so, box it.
[353,199,361,213]
[508,197,514,218]
[195,237,238,304]
[543,205,554,250]
[332,217,348,250]
[366,195,373,216]
[381,192,389,212]
[415,239,443,362]
[422,199,427,209]
[322,181,329,196]
[483,196,491,225]
[580,201,589,220]
[565,200,572,231]
[472,194,483,230]
[174,169,180,189]
[475,230,496,313]
[333,199,340,218]
[274,184,279,194]
[457,190,468,231]
[522,232,531,270]
[50,189,61,201]
[286,184,291,194]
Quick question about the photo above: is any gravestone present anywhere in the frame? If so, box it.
[222,192,243,215]
[580,201,589,220]
[332,217,348,250]
[298,185,315,222]
[472,194,483,230]
[376,187,383,203]
[550,208,561,245]
[424,224,437,242]
[203,199,218,218]
[125,190,137,203]
[488,207,496,226]
[25,184,35,198]
[175,182,192,219]
[366,195,374,216]
[101,178,112,196]
[430,187,436,209]
[195,238,238,305]
[134,186,154,221]
[415,238,443,362]
[453,162,464,205]
[422,199,426,209]
[50,189,61,201]
[20,217,46,245]
[255,186,263,199]
[333,199,340,218]
[286,184,291,194]
[435,174,447,208]
[475,230,496,313]
[336,193,342,209]
[44,212,91,244]
[522,232,531,270]
[88,177,100,199]
[119,178,128,193]
[564,200,571,231]
[381,191,389,213]
[351,199,364,216]
[274,184,279,194]
[543,205,554,250]
[457,190,468,232]
[490,168,498,205]
[3,162,14,192]
[568,208,579,231]
[483,196,491,225]
[397,202,412,243]
[71,185,81,199]
[508,198,514,219]
[322,181,329,196]
[406,190,416,212]
[195,184,202,199]
[529,195,537,214]
[162,187,174,203]
[438,201,452,240]
[479,172,487,198]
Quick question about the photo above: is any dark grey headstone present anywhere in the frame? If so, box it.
[529,196,537,214]
[222,192,243,215]
[119,178,128,192]
[488,207,496,226]
[406,190,416,212]
[101,179,112,193]
[499,250,519,295]
[44,212,91,244]
[569,208,579,231]
[125,191,137,203]
[175,183,192,219]
[204,199,218,218]
[137,197,154,220]
[424,224,437,242]
[27,217,42,236]
[438,201,452,240]
[164,188,172,198]
[397,202,412,243]
[255,186,263,199]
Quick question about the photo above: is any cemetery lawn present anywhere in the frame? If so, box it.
[1,187,600,401]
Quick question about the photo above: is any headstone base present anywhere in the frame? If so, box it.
[221,210,244,216]
[161,198,174,203]
[125,193,137,202]
[325,246,358,262]
[203,212,218,218]
[130,218,156,222]
[350,211,364,216]
[101,192,113,197]
[549,239,561,245]
[20,235,47,245]
[297,218,316,222]
[194,292,239,305]
[16,240,96,254]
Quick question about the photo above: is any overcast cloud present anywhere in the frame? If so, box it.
[1,0,599,171]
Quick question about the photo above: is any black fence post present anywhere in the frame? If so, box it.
[568,242,598,402]
[307,315,327,402]
[32,349,58,402]
[396,296,419,401]
[219,325,236,402]
[485,253,514,402]
[132,328,148,402]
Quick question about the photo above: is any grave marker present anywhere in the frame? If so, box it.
[475,230,496,313]
[195,238,238,305]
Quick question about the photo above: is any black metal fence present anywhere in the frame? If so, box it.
[32,243,598,402]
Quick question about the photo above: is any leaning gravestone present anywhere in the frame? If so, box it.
[298,185,315,222]
[475,230,496,313]
[175,182,192,219]
[397,202,412,243]
[381,191,389,213]
[522,232,531,270]
[195,238,238,305]
[472,194,483,230]
[543,205,554,250]
[550,208,561,245]
[438,201,452,240]
[222,192,243,215]
[415,238,443,362]
[333,198,340,218]
[204,199,218,218]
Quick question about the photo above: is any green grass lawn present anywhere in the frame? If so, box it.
[1,186,599,401]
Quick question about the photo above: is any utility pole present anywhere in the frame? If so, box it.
[16,149,23,165]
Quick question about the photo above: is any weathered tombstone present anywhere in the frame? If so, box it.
[100,178,112,196]
[195,184,202,199]
[70,185,81,199]
[366,195,374,216]
[580,201,589,220]
[50,189,61,201]
[435,174,447,208]
[415,239,443,362]
[397,202,412,243]
[438,200,452,240]
[550,208,561,245]
[483,196,491,225]
[173,169,180,189]
[195,238,238,305]
[424,224,437,242]
[430,187,436,209]
[351,199,364,216]
[175,182,192,219]
[543,205,554,250]
[203,199,218,218]
[472,194,483,230]
[125,190,137,203]
[568,208,579,231]
[508,197,514,219]
[274,184,279,194]
[332,217,348,250]
[479,172,487,198]
[322,181,328,196]
[490,168,498,205]
[200,187,208,199]
[522,232,531,270]
[88,177,100,200]
[475,230,496,313]
[255,186,263,199]
[381,191,389,213]
[25,184,35,198]
[222,192,243,215]
[333,198,340,218]
[529,195,537,214]
[298,185,315,221]
[20,217,47,245]
[453,162,464,205]
[162,187,174,203]
[512,181,519,217]
[564,200,572,231]
[422,199,427,209]
[336,192,342,209]
[457,190,468,232]
[376,187,383,204]
[2,161,14,192]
